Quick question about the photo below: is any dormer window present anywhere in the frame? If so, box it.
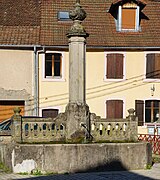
[108,0,147,32]
[117,3,140,32]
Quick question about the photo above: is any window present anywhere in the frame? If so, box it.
[0,100,24,122]
[135,100,160,126]
[117,3,140,31]
[106,100,123,118]
[122,7,136,29]
[109,0,148,32]
[106,53,124,79]
[42,109,59,118]
[45,53,62,79]
[146,53,160,79]
[58,11,70,21]
[145,100,160,123]
[117,3,139,31]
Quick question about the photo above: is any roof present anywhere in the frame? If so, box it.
[1,0,160,48]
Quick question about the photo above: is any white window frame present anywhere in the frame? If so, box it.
[105,98,125,118]
[104,52,126,82]
[116,5,140,32]
[144,98,160,125]
[42,51,65,82]
[144,51,160,82]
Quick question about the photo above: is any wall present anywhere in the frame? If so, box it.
[38,50,160,133]
[39,51,69,114]
[0,142,152,174]
[0,49,34,116]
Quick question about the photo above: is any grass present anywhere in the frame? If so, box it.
[18,172,29,175]
[152,154,160,163]
[0,162,11,173]
[32,169,43,176]
[145,164,152,170]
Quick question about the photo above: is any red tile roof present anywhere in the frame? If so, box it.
[1,0,160,48]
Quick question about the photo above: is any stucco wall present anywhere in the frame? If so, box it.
[38,50,160,133]
[0,49,34,116]
[0,50,33,95]
[0,142,152,174]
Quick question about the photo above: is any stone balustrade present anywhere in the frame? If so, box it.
[90,108,138,142]
[90,118,137,142]
[21,117,66,143]
[11,107,138,143]
[11,107,67,143]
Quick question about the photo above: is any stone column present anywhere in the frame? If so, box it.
[11,107,22,143]
[68,36,86,103]
[65,1,90,142]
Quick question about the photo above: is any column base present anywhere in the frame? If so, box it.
[65,102,90,143]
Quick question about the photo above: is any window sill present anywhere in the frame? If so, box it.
[42,77,66,82]
[103,78,125,82]
[143,78,160,82]
[117,29,140,33]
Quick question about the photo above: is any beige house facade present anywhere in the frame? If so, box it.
[38,50,160,134]
[0,49,35,121]
[1,0,160,135]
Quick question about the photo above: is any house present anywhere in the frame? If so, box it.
[1,0,160,134]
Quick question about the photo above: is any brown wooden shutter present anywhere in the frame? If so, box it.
[135,100,144,126]
[42,109,59,118]
[107,54,115,79]
[155,54,160,78]
[122,8,136,29]
[116,54,123,79]
[106,100,123,118]
[107,54,123,79]
[146,54,155,78]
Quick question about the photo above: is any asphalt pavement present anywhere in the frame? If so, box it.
[0,163,160,180]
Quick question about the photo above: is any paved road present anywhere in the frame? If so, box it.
[0,163,160,180]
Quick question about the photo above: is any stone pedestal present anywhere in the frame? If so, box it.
[65,103,90,142]
[11,107,22,143]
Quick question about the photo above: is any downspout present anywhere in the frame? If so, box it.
[34,46,39,116]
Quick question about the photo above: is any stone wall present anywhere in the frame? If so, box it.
[0,142,152,174]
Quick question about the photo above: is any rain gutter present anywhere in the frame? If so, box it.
[1,45,160,50]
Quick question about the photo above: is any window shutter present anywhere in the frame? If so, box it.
[116,54,123,79]
[135,100,144,126]
[155,54,160,78]
[106,100,123,118]
[146,54,155,78]
[42,109,59,118]
[107,54,115,79]
[106,54,123,79]
[122,8,136,29]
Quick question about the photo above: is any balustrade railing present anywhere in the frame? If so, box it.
[21,117,66,143]
[90,117,138,142]
[10,107,138,143]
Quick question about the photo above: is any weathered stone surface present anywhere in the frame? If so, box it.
[0,142,152,173]
[67,1,89,37]
[65,103,90,142]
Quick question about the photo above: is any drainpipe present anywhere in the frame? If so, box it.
[34,46,39,116]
